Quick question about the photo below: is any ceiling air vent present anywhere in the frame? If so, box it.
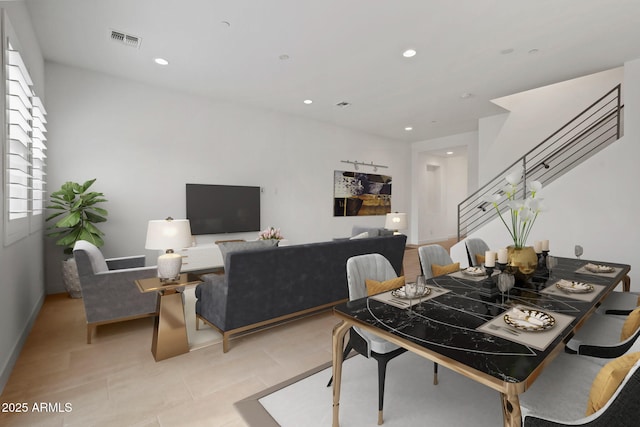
[110,29,141,49]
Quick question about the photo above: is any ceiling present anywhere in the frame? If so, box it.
[23,0,640,143]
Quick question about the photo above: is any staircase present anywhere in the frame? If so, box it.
[457,84,623,240]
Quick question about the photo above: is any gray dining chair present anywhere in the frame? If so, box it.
[520,352,640,426]
[327,253,407,425]
[565,308,640,362]
[465,238,490,267]
[418,244,454,279]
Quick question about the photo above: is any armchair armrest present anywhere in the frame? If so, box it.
[106,255,146,270]
[194,274,228,330]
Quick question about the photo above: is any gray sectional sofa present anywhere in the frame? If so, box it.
[195,234,407,352]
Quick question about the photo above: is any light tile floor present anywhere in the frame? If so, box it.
[0,244,447,426]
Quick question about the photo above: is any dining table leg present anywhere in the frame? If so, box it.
[332,320,351,427]
[501,392,522,427]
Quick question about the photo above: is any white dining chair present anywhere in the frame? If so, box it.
[520,352,640,426]
[418,244,455,279]
[327,253,407,425]
[565,308,640,363]
[465,238,490,267]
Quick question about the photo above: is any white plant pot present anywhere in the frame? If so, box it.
[62,257,82,298]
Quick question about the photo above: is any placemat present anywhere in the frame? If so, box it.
[448,270,489,282]
[575,264,622,278]
[539,280,606,302]
[371,286,450,309]
[477,306,575,351]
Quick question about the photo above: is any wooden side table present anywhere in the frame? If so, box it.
[135,273,202,361]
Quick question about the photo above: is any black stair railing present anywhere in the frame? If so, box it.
[458,84,622,240]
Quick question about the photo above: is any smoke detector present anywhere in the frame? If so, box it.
[110,29,142,49]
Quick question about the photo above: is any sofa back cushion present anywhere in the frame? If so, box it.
[73,240,109,274]
[218,240,279,270]
[222,234,407,330]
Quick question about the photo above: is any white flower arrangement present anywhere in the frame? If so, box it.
[258,226,283,240]
[485,167,544,249]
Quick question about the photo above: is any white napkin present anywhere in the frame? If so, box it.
[556,279,580,290]
[509,308,545,327]
[584,263,613,273]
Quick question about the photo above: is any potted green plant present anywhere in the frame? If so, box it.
[46,179,108,297]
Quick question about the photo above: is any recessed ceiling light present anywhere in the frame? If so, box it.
[279,54,290,61]
[404,126,413,131]
[154,57,169,65]
[403,49,417,58]
[336,101,351,108]
[446,151,454,155]
[500,48,514,55]
[460,92,473,99]
[303,99,313,105]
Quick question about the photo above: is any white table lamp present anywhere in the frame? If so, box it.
[145,217,192,281]
[385,212,407,234]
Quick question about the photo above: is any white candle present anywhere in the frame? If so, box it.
[534,241,542,254]
[497,248,509,264]
[484,250,496,267]
[542,240,550,251]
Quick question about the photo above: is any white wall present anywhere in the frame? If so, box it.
[470,60,639,289]
[478,67,624,182]
[43,63,411,293]
[410,131,478,244]
[0,2,46,394]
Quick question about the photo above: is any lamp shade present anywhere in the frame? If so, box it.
[385,212,407,231]
[145,219,192,250]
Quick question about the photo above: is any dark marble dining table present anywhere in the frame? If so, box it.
[331,256,631,427]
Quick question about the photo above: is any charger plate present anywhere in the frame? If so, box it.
[504,309,555,332]
[584,263,615,273]
[462,267,485,277]
[391,286,431,299]
[556,280,594,294]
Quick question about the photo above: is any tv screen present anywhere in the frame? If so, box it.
[186,184,261,235]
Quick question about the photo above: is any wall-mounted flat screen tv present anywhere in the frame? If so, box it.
[186,184,261,235]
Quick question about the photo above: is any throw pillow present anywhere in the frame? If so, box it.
[350,231,370,240]
[620,307,640,341]
[586,352,640,415]
[431,262,460,277]
[475,254,485,266]
[218,239,279,269]
[365,276,405,296]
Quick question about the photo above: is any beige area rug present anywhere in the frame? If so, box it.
[183,286,223,350]
[235,351,504,427]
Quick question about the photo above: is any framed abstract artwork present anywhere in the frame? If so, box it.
[333,170,392,216]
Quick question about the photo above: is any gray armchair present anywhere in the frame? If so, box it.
[73,240,158,343]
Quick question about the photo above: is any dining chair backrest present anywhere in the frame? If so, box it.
[466,238,490,267]
[418,245,453,279]
[346,253,398,301]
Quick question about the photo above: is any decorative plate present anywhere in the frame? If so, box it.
[462,267,485,276]
[584,264,615,273]
[556,280,594,294]
[391,286,431,300]
[503,309,555,332]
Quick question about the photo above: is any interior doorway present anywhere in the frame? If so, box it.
[416,147,468,244]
